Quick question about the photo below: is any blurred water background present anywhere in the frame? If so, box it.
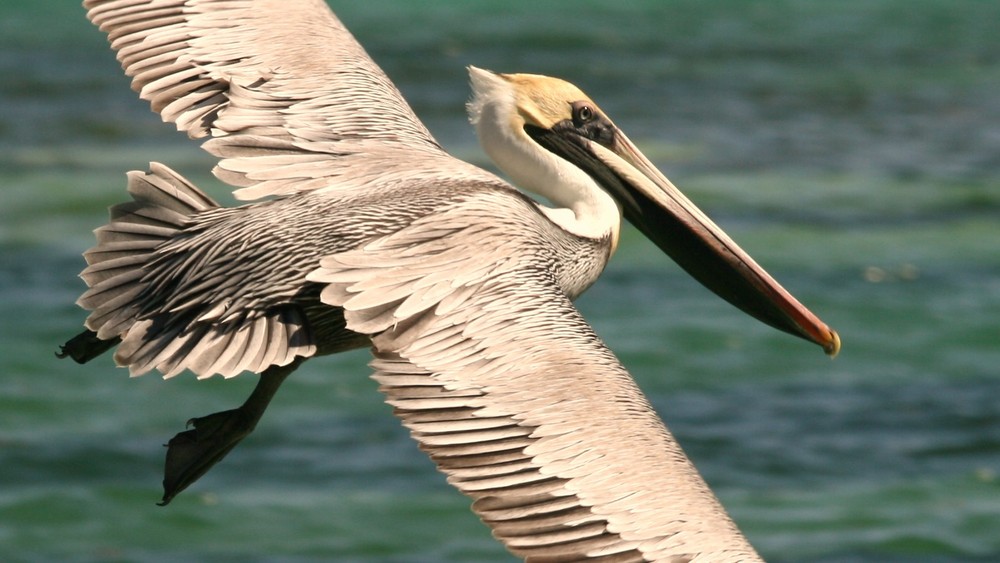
[2,1,999,561]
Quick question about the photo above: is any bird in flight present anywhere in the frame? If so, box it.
[61,1,839,560]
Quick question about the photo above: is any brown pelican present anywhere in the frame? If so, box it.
[62,0,840,560]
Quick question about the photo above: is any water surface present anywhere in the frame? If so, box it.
[1,1,998,561]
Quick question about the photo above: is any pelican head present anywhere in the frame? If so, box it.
[467,66,840,356]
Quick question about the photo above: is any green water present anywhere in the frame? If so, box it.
[2,1,999,561]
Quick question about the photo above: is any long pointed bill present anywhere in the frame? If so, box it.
[530,124,840,356]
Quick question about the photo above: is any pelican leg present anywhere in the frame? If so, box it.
[159,358,303,505]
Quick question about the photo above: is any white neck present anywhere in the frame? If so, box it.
[468,77,620,244]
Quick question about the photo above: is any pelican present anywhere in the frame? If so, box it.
[61,0,840,560]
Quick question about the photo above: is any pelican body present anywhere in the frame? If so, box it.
[63,1,840,561]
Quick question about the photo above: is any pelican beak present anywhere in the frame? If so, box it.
[527,122,841,356]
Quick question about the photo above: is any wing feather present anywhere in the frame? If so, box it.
[306,199,763,562]
[84,0,464,200]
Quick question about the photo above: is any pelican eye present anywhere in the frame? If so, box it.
[571,102,595,127]
[564,101,615,147]
[536,101,617,151]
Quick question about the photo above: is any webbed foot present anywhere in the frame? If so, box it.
[158,360,300,505]
[159,407,258,505]
[56,330,119,364]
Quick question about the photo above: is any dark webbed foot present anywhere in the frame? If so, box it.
[56,330,119,364]
[158,360,301,505]
[160,407,258,505]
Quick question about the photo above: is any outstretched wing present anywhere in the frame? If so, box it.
[85,0,459,200]
[307,193,761,562]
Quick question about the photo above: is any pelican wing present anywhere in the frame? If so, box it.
[85,0,451,200]
[307,192,761,562]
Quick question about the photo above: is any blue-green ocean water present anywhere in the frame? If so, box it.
[2,1,999,561]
